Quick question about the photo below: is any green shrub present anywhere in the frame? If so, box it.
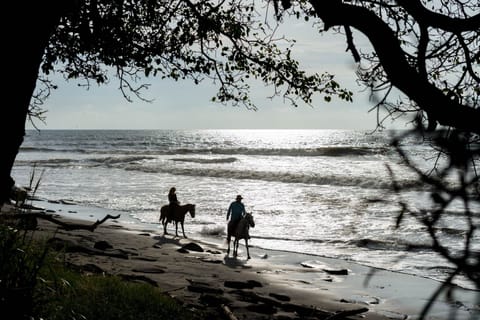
[0,225,198,320]
[0,224,48,319]
[35,270,196,320]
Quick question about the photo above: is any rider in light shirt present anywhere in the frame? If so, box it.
[227,194,246,235]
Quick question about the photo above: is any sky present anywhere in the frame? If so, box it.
[27,15,410,131]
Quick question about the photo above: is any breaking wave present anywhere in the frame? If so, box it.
[20,146,389,158]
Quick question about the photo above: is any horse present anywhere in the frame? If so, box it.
[227,212,255,259]
[159,203,196,238]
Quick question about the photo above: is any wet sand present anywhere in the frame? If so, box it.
[2,200,478,319]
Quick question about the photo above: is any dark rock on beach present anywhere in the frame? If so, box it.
[323,268,349,275]
[246,302,277,315]
[181,242,204,252]
[187,284,223,295]
[269,292,291,302]
[224,280,262,289]
[47,237,129,259]
[94,240,113,250]
[132,266,166,274]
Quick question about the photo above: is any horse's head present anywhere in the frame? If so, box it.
[189,204,196,218]
[245,212,255,228]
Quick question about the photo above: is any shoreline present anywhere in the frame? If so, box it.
[4,199,479,319]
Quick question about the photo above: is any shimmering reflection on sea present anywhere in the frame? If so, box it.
[13,129,479,290]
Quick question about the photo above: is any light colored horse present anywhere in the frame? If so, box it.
[159,203,196,238]
[227,212,255,259]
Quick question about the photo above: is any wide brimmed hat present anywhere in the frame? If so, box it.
[236,195,243,200]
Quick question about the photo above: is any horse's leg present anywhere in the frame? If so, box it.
[162,213,168,235]
[181,221,186,238]
[226,234,231,256]
[175,221,179,237]
[245,239,250,259]
[233,238,238,257]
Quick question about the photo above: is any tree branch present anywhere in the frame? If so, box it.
[395,0,480,32]
[309,1,480,134]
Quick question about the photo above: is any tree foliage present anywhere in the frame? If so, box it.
[36,0,352,112]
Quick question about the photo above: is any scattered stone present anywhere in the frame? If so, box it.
[224,280,262,289]
[132,266,166,274]
[68,211,77,213]
[325,307,369,320]
[243,291,282,307]
[269,293,291,302]
[300,263,314,268]
[181,242,204,252]
[138,233,150,236]
[246,303,277,315]
[177,248,189,253]
[94,240,113,250]
[282,303,330,318]
[247,280,262,288]
[47,238,128,259]
[133,256,157,262]
[59,199,76,205]
[187,284,223,295]
[323,268,348,275]
[206,249,222,254]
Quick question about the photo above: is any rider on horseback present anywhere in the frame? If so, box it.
[168,187,180,220]
[226,194,247,238]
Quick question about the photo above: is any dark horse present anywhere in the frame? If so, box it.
[159,203,196,238]
[227,212,255,259]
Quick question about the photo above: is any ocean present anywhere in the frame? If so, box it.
[12,129,479,291]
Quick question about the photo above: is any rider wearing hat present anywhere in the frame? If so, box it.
[226,194,246,237]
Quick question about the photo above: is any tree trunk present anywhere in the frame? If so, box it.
[1,2,66,205]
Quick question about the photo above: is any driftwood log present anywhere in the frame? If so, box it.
[3,212,120,232]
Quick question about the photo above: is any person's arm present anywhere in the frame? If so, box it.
[227,203,232,220]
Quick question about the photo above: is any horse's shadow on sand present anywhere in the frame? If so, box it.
[152,234,184,246]
[223,254,252,269]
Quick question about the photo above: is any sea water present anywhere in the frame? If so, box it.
[12,129,479,291]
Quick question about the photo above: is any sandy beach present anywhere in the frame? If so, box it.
[3,199,479,320]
